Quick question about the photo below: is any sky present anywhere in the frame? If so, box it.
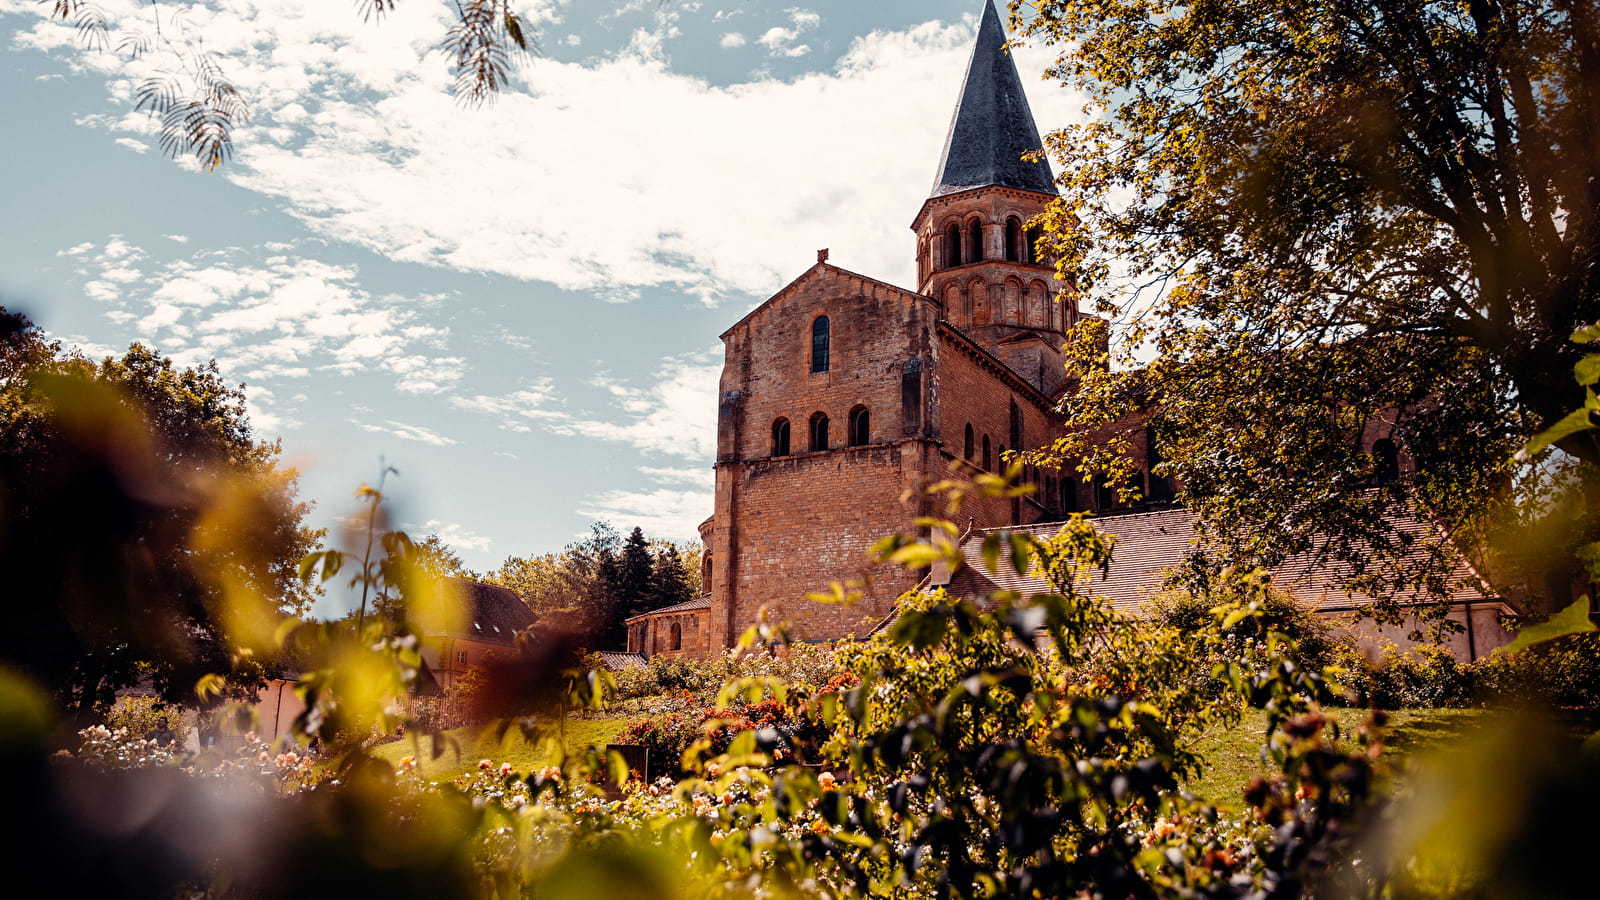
[0,0,1088,612]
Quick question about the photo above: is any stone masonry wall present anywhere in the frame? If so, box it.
[710,266,942,649]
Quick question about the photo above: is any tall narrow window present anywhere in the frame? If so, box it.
[771,418,791,456]
[1025,226,1042,264]
[969,220,984,262]
[1373,438,1400,484]
[982,435,992,471]
[1005,217,1022,262]
[848,406,870,446]
[811,316,830,373]
[1147,426,1173,502]
[1062,478,1078,513]
[669,621,682,651]
[946,223,962,266]
[810,412,830,452]
[963,423,974,460]
[1094,475,1115,511]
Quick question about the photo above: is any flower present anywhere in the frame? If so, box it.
[397,756,417,771]
[478,759,494,770]
[811,820,830,834]
[498,762,514,777]
[538,766,562,781]
[818,771,836,791]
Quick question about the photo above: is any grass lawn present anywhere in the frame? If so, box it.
[1183,707,1534,810]
[370,711,633,782]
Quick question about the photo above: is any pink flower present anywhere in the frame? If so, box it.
[497,762,514,777]
[478,759,493,770]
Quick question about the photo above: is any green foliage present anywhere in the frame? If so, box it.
[488,522,701,650]
[0,308,320,724]
[104,695,191,750]
[1018,0,1600,624]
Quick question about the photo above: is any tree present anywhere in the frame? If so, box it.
[1016,0,1600,618]
[41,0,538,169]
[616,526,655,621]
[487,521,625,647]
[411,533,478,580]
[0,307,321,722]
[647,544,698,612]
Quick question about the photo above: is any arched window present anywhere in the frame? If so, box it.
[811,316,830,373]
[848,406,870,446]
[1094,475,1115,511]
[669,621,682,651]
[963,423,974,460]
[969,219,984,262]
[1062,478,1078,513]
[982,435,992,471]
[1373,438,1400,485]
[1147,426,1173,502]
[810,412,830,452]
[999,445,1008,474]
[945,223,962,267]
[1025,225,1042,265]
[771,418,791,456]
[1005,217,1022,262]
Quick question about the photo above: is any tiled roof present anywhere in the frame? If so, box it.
[878,506,1497,631]
[596,651,647,670]
[445,577,537,644]
[624,596,710,624]
[929,1,1056,198]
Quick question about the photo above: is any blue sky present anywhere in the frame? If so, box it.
[0,0,1085,610]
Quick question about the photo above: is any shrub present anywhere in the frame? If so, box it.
[1473,632,1600,709]
[105,695,191,750]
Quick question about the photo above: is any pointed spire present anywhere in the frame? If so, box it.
[929,0,1056,198]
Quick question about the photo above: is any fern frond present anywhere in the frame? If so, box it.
[356,0,398,23]
[116,29,154,60]
[133,74,181,114]
[73,6,110,50]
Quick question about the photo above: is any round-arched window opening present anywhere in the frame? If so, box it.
[809,412,830,452]
[811,316,831,373]
[848,406,870,446]
[771,418,791,456]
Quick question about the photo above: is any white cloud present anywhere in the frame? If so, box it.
[452,348,721,460]
[719,32,746,48]
[10,4,1090,304]
[640,465,715,488]
[756,8,821,58]
[357,420,459,447]
[577,487,712,540]
[756,27,810,58]
[164,234,190,243]
[113,136,147,153]
[420,519,494,552]
[59,237,469,430]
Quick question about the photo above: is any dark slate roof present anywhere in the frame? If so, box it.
[446,577,537,644]
[623,596,711,624]
[876,506,1500,632]
[597,651,647,670]
[929,0,1056,198]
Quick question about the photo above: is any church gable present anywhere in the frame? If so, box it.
[719,262,939,463]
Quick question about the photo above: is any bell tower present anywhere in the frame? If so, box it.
[911,0,1074,394]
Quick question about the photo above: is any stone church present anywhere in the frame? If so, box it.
[624,1,1093,659]
[616,0,1514,663]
